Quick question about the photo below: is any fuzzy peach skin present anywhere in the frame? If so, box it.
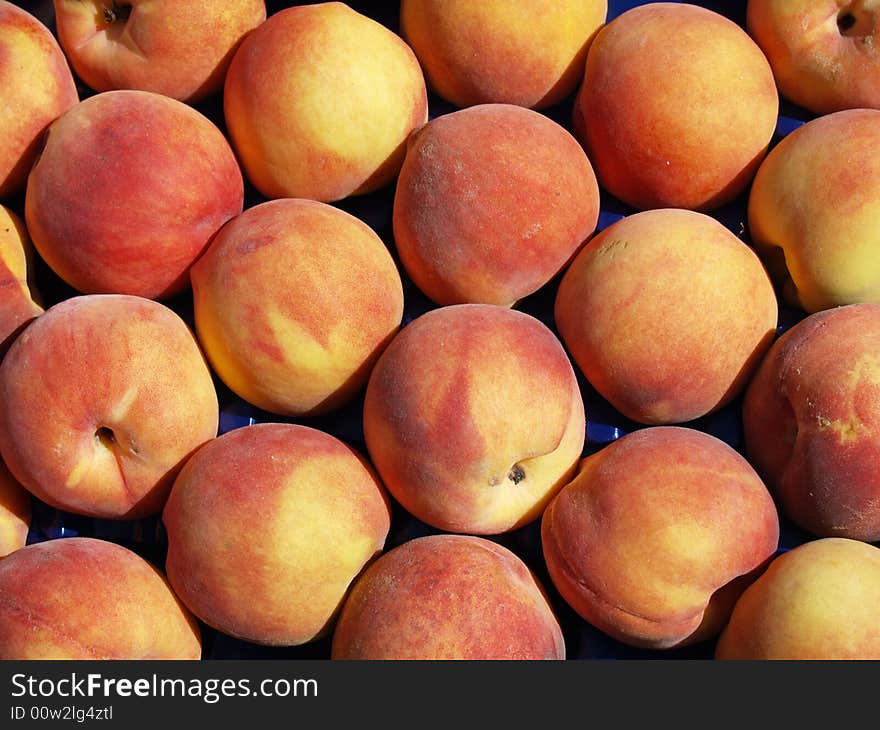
[541,427,780,650]
[163,423,391,647]
[743,304,880,541]
[0,458,30,559]
[747,0,880,115]
[0,205,42,352]
[400,0,607,110]
[363,304,585,535]
[223,2,427,202]
[717,538,880,659]
[748,109,880,313]
[0,537,201,659]
[0,1,78,199]
[25,89,243,299]
[191,199,403,417]
[392,103,600,307]
[554,209,778,425]
[0,295,219,520]
[573,3,778,212]
[332,534,565,660]
[53,0,266,103]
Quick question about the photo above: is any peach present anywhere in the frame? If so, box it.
[392,103,600,307]
[541,427,780,650]
[400,0,607,110]
[191,198,403,417]
[717,538,880,659]
[163,422,391,647]
[743,303,880,541]
[573,2,778,211]
[0,1,78,199]
[748,109,880,313]
[223,2,427,202]
[0,537,201,659]
[0,294,219,520]
[53,0,266,103]
[0,458,30,559]
[554,209,778,425]
[332,534,565,660]
[0,205,42,352]
[25,89,243,299]
[363,304,585,535]
[748,0,880,115]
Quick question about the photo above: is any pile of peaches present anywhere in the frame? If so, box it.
[1,0,879,661]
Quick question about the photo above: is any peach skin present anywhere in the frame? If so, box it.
[541,427,780,649]
[332,534,566,660]
[0,294,219,520]
[0,458,30,559]
[392,103,600,306]
[0,1,78,199]
[25,89,243,299]
[191,198,404,417]
[0,204,42,353]
[163,423,391,647]
[363,304,585,535]
[0,537,201,659]
[573,2,778,211]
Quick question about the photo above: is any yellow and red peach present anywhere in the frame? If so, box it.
[747,0,880,115]
[0,458,30,559]
[541,427,780,649]
[0,1,78,199]
[25,89,243,299]
[573,2,778,211]
[191,198,404,417]
[0,294,219,520]
[717,538,880,659]
[743,303,880,541]
[0,205,42,353]
[223,2,427,202]
[392,103,600,306]
[400,0,607,110]
[554,208,778,425]
[53,0,266,103]
[162,422,391,647]
[332,534,565,660]
[748,109,880,313]
[0,537,201,659]
[363,304,585,535]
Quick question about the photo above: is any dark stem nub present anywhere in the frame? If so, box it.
[507,465,525,485]
[96,426,116,449]
[103,2,132,25]
[838,11,858,34]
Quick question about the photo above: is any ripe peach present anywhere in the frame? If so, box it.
[25,89,243,299]
[163,423,391,647]
[191,198,403,417]
[0,205,42,352]
[0,458,30,559]
[53,0,266,103]
[717,538,880,659]
[541,427,780,649]
[0,294,219,520]
[332,534,565,660]
[743,303,880,541]
[224,2,427,202]
[392,103,600,306]
[0,1,78,199]
[554,209,778,425]
[748,109,880,313]
[400,0,607,110]
[363,304,585,535]
[747,0,880,115]
[0,537,201,659]
[573,2,778,211]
